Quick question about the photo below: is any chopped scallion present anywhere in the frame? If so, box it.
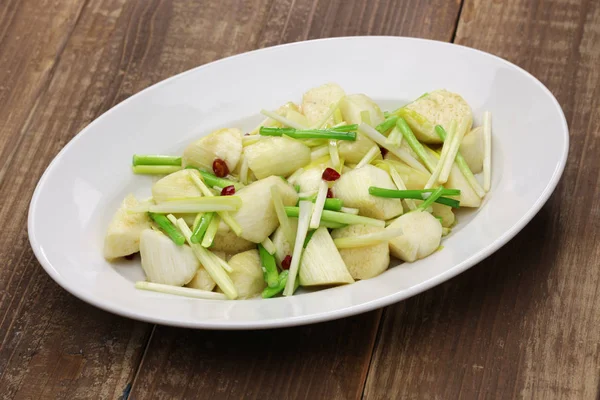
[417,186,445,211]
[148,212,185,245]
[435,124,486,197]
[285,206,385,228]
[201,214,220,248]
[259,126,357,141]
[132,155,182,167]
[258,243,280,288]
[368,187,460,208]
[375,115,399,134]
[396,118,436,173]
[191,212,214,243]
[132,165,182,175]
[135,281,227,300]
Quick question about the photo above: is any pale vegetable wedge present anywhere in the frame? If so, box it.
[227,249,266,299]
[378,159,429,190]
[331,225,390,279]
[139,229,199,286]
[182,127,243,172]
[400,90,473,143]
[445,162,482,207]
[210,229,256,254]
[231,176,299,243]
[460,126,484,174]
[152,170,202,204]
[339,94,385,127]
[186,250,226,291]
[299,228,354,286]
[295,166,326,193]
[431,203,455,228]
[301,83,346,126]
[333,164,403,220]
[186,267,216,291]
[245,136,311,179]
[388,211,442,262]
[104,194,152,259]
[338,132,378,164]
[412,200,455,228]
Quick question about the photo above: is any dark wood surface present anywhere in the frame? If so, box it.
[0,0,597,399]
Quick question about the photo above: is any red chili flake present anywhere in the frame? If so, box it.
[322,167,341,181]
[281,255,292,270]
[380,147,388,157]
[220,185,235,196]
[244,132,250,136]
[326,188,333,198]
[212,158,229,177]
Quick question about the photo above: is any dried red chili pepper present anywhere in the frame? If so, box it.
[220,185,235,196]
[322,167,340,181]
[212,158,229,177]
[281,255,292,270]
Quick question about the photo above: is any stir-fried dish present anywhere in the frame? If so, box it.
[104,83,492,300]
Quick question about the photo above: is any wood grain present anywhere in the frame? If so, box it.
[127,1,462,399]
[364,0,600,399]
[0,0,87,182]
[129,312,382,400]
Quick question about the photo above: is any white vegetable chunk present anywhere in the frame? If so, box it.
[333,164,403,219]
[245,136,311,179]
[338,132,379,164]
[301,83,346,126]
[431,203,455,228]
[186,250,226,291]
[152,170,202,203]
[104,194,152,259]
[182,127,243,172]
[339,93,385,127]
[331,225,390,279]
[299,228,354,286]
[139,229,199,286]
[388,211,442,262]
[459,126,484,174]
[445,162,482,207]
[231,176,299,243]
[227,249,266,299]
[295,167,325,193]
[402,90,473,144]
[210,229,256,254]
[186,267,216,291]
[412,200,455,228]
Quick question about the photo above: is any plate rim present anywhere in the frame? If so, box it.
[28,36,569,329]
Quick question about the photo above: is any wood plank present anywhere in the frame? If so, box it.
[0,1,150,398]
[130,313,382,400]
[127,1,462,399]
[0,0,87,182]
[364,0,600,399]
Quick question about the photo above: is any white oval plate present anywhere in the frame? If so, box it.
[28,37,568,329]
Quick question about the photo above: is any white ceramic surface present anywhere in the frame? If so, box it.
[28,37,568,329]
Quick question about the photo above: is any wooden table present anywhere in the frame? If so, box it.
[1,0,598,398]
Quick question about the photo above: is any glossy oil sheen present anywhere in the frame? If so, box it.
[28,37,568,329]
